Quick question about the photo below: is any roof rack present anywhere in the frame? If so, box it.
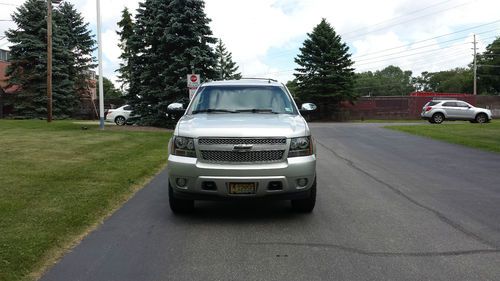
[240,77,278,83]
[432,97,458,100]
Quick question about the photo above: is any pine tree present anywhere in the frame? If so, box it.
[215,39,241,80]
[294,18,355,116]
[128,0,217,125]
[5,0,94,118]
[116,8,134,92]
[56,2,96,95]
[6,0,74,118]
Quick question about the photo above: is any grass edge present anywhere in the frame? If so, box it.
[28,163,168,281]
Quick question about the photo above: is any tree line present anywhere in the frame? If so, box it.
[3,0,499,123]
[3,0,241,122]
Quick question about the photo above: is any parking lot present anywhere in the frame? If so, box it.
[41,123,500,281]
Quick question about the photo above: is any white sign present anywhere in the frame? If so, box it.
[189,88,197,99]
[187,74,200,88]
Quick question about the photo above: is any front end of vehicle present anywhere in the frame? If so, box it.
[167,134,316,201]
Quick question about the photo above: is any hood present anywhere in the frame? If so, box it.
[176,113,309,138]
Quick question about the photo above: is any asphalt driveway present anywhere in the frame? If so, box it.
[41,122,500,281]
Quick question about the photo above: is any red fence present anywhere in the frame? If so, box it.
[340,94,499,120]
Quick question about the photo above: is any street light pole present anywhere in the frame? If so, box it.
[47,0,53,122]
[97,0,104,129]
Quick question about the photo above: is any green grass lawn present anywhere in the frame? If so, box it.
[386,120,500,153]
[0,120,171,281]
[352,119,424,123]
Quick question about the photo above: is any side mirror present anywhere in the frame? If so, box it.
[167,103,185,112]
[166,103,186,118]
[300,103,317,111]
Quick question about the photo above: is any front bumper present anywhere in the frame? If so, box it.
[167,155,316,200]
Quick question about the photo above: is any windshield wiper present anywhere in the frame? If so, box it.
[192,108,237,114]
[235,108,279,114]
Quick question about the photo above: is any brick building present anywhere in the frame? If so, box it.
[0,49,12,117]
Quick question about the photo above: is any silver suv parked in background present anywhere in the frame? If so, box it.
[166,79,317,214]
[421,99,493,124]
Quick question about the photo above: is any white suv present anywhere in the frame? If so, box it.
[421,99,493,124]
[166,79,317,213]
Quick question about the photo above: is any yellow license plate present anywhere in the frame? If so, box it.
[229,183,256,194]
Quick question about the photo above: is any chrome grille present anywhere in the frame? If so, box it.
[201,150,284,163]
[198,138,286,145]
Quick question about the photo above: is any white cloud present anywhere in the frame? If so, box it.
[101,28,121,64]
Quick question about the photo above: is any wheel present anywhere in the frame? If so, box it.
[168,182,194,214]
[431,113,444,124]
[291,178,316,213]
[475,113,488,124]
[115,116,126,126]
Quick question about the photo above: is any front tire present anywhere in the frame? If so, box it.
[291,178,316,213]
[169,182,194,214]
[475,113,488,124]
[115,116,126,126]
[432,113,444,124]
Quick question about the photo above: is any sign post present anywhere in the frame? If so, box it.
[187,74,200,99]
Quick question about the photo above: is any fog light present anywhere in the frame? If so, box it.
[297,178,308,187]
[176,178,187,187]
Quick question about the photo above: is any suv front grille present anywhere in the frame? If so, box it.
[198,138,286,145]
[200,150,285,163]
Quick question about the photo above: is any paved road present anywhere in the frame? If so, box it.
[41,123,500,281]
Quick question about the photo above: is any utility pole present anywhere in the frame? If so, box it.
[47,0,53,122]
[473,33,477,96]
[97,0,104,129]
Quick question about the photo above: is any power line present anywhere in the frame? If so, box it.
[341,0,453,37]
[246,33,499,78]
[356,49,469,73]
[255,1,479,62]
[354,29,497,64]
[263,19,500,66]
[352,19,500,59]
[354,50,467,77]
[354,43,470,67]
[250,46,468,77]
[0,2,17,6]
[344,1,474,41]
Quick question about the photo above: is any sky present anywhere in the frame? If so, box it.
[1,0,500,89]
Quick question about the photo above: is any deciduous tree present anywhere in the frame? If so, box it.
[476,37,500,95]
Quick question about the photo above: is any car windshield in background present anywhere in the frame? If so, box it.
[188,86,297,115]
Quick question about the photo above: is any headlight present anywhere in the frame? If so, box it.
[172,136,196,157]
[288,136,313,157]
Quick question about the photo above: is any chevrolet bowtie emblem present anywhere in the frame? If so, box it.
[233,144,253,151]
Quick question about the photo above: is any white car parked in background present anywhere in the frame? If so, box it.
[105,105,133,125]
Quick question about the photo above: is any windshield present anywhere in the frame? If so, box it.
[187,85,297,115]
